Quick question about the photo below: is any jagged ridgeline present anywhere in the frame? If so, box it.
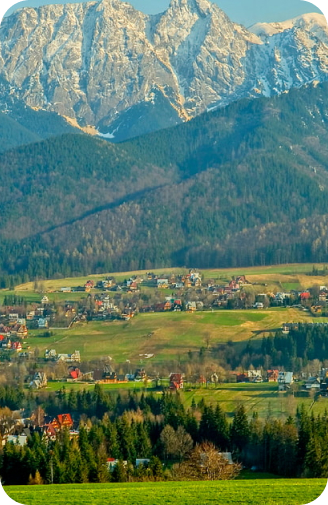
[1,82,328,281]
[0,0,327,141]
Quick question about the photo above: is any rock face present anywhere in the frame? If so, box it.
[0,0,328,139]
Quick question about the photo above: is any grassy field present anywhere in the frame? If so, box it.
[25,307,317,363]
[180,383,328,419]
[4,479,327,505]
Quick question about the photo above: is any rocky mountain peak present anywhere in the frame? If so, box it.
[168,0,213,14]
[249,12,328,39]
[0,1,328,141]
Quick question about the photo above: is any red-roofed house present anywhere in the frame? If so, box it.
[169,373,184,390]
[51,413,74,431]
[267,370,279,382]
[11,341,22,352]
[68,367,82,380]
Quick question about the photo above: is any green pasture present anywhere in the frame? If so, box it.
[181,383,328,419]
[201,263,321,280]
[42,381,145,392]
[24,308,308,363]
[281,282,302,291]
[4,479,327,505]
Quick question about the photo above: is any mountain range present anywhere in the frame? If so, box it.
[1,1,328,282]
[0,0,328,141]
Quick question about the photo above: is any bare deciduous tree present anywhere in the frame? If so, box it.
[175,442,241,481]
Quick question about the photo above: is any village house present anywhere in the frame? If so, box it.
[84,280,95,291]
[26,311,35,320]
[11,341,22,352]
[186,301,197,312]
[173,299,182,311]
[48,413,74,433]
[38,318,48,329]
[107,459,128,471]
[57,350,81,363]
[157,278,169,288]
[68,367,82,381]
[247,370,263,382]
[278,371,294,391]
[30,371,47,389]
[169,373,184,389]
[45,349,57,360]
[134,368,147,381]
[17,324,28,338]
[304,377,321,390]
[267,370,279,382]
[0,337,11,350]
[164,300,172,311]
[196,375,207,385]
[236,373,248,383]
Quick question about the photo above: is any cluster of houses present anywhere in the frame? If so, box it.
[44,349,81,363]
[26,305,51,328]
[302,368,328,395]
[0,317,28,337]
[0,316,29,353]
[0,336,23,352]
[232,369,294,390]
[1,413,78,446]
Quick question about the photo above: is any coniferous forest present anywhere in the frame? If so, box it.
[0,385,327,485]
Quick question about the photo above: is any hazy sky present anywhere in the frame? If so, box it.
[1,0,324,27]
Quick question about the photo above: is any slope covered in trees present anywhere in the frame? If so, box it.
[2,82,328,279]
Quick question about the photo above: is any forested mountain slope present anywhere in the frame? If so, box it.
[1,82,328,280]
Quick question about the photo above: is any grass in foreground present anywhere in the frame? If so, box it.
[4,479,327,505]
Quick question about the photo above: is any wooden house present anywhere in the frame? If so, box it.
[169,373,184,389]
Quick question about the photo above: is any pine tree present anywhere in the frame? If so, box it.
[230,404,250,453]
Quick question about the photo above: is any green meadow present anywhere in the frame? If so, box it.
[4,479,327,505]
[25,307,316,363]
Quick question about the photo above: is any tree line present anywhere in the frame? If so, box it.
[0,386,327,484]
